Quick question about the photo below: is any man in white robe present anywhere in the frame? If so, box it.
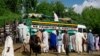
[42,30,49,52]
[75,32,86,53]
[57,31,66,54]
[53,11,59,22]
[17,23,24,42]
[83,33,87,52]
[17,23,30,44]
[60,32,65,52]
[71,35,76,51]
[17,23,30,52]
[2,35,14,56]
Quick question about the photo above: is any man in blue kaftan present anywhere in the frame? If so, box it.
[87,30,94,53]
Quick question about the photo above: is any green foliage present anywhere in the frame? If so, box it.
[65,8,81,24]
[4,0,18,12]
[0,10,20,27]
[36,0,65,17]
[64,7,100,34]
[66,7,100,34]
[0,0,20,27]
[0,0,6,15]
[30,0,38,11]
[81,8,100,33]
[53,1,65,17]
[36,1,53,16]
[0,0,5,8]
[0,0,100,34]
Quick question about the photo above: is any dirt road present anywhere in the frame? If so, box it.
[0,44,100,56]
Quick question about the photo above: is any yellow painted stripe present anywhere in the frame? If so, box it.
[32,21,77,27]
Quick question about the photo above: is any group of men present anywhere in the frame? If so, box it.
[1,21,100,56]
[34,29,70,56]
[29,28,99,56]
[2,22,30,56]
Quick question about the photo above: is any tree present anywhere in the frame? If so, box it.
[30,0,38,12]
[36,1,53,16]
[0,0,20,27]
[0,0,5,8]
[64,8,81,23]
[81,7,100,34]
[53,1,65,17]
[65,7,100,34]
[4,0,18,12]
[0,0,6,15]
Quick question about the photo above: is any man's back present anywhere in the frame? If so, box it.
[87,33,94,44]
[63,33,69,46]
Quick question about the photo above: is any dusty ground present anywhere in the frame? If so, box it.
[0,43,100,56]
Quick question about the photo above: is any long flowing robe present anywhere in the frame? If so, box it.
[50,30,57,49]
[57,33,63,53]
[63,33,69,55]
[69,36,73,51]
[83,33,87,52]
[17,24,24,42]
[95,36,99,50]
[71,35,76,51]
[2,36,14,56]
[87,33,94,51]
[75,32,85,53]
[42,31,49,52]
[61,33,65,52]
[17,24,30,43]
